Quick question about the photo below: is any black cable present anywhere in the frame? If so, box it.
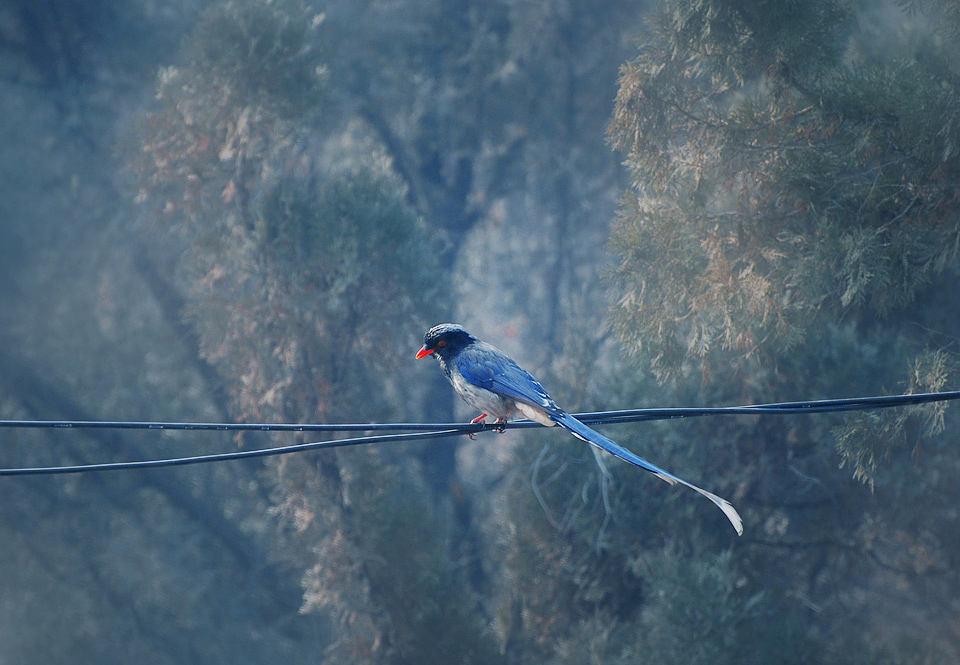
[0,390,957,476]
[0,429,466,476]
[576,390,960,423]
[0,419,476,432]
[2,390,958,431]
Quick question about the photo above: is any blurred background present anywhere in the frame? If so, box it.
[1,0,959,662]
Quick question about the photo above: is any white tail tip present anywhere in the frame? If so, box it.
[672,476,744,536]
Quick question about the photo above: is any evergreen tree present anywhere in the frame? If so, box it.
[132,2,499,662]
[600,0,960,660]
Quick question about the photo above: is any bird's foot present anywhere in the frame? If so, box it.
[468,414,488,439]
[465,415,506,437]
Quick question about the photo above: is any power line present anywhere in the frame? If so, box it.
[0,419,474,433]
[0,390,957,476]
[0,429,465,477]
[3,390,958,432]
[583,390,960,422]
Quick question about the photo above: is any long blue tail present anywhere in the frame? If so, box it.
[553,412,743,536]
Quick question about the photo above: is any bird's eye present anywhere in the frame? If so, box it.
[437,340,447,348]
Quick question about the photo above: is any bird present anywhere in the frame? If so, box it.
[416,323,743,535]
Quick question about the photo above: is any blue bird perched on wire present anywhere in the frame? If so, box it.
[416,323,743,535]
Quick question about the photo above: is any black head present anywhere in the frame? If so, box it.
[415,323,477,360]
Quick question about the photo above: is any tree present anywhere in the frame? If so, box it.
[131,2,502,662]
[603,0,960,660]
[0,0,331,661]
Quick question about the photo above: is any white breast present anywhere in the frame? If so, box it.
[451,371,511,418]
[450,371,557,427]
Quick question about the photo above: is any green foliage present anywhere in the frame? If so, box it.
[835,349,954,486]
[178,166,442,423]
[605,1,960,662]
[282,449,502,665]
[257,169,439,325]
[515,534,821,665]
[653,0,853,86]
[132,1,472,660]
[629,547,818,665]
[498,414,749,660]
[342,453,502,665]
[183,0,326,114]
[133,0,324,228]
[608,0,960,382]
[134,0,440,421]
[499,431,642,658]
[898,0,960,40]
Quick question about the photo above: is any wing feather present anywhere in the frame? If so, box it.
[454,344,562,417]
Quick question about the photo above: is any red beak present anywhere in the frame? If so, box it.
[415,346,434,359]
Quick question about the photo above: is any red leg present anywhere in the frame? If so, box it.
[466,414,507,437]
[467,413,487,439]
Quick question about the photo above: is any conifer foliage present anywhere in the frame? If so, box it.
[603,1,960,661]
[132,3,495,663]
[608,0,960,484]
[609,0,960,384]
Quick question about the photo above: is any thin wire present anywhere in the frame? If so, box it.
[0,429,465,476]
[0,390,957,476]
[0,420,477,432]
[577,390,960,423]
[2,390,957,431]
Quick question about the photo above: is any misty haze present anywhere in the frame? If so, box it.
[1,1,958,662]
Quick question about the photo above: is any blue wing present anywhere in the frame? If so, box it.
[454,343,562,417]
